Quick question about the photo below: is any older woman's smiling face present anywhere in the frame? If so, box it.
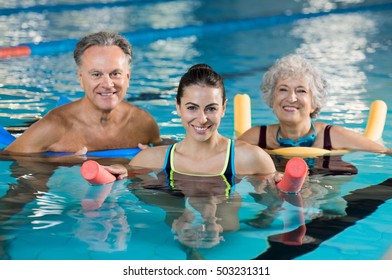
[273,75,316,124]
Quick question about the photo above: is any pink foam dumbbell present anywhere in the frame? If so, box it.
[277,157,308,194]
[81,160,116,185]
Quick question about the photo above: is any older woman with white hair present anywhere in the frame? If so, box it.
[239,54,389,154]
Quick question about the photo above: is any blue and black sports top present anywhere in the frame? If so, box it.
[162,139,236,191]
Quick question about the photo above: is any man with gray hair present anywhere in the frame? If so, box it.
[5,31,162,154]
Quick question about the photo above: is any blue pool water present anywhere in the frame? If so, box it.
[0,0,391,260]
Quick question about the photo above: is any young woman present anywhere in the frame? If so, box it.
[105,64,278,182]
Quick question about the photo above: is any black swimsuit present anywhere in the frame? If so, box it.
[257,125,357,175]
[257,125,333,150]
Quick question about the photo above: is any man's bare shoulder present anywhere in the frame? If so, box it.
[43,101,81,126]
[119,102,159,134]
[120,102,154,118]
[32,101,83,137]
[29,101,92,145]
[3,102,80,153]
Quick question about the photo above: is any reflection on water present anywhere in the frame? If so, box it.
[74,182,131,253]
[0,153,391,259]
[0,1,200,46]
[291,12,379,129]
[73,200,131,253]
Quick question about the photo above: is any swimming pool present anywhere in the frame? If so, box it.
[0,0,391,260]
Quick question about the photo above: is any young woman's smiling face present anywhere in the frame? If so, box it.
[273,75,316,124]
[176,85,226,142]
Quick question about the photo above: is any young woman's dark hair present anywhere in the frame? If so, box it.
[176,64,226,105]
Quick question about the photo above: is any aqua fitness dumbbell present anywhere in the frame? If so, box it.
[81,160,116,185]
[277,157,308,194]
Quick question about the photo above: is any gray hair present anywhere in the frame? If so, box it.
[261,54,328,118]
[73,31,133,68]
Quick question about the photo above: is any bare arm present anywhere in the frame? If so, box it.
[330,126,388,153]
[235,142,283,191]
[130,145,168,169]
[237,126,260,144]
[4,114,63,154]
[104,145,169,179]
[234,141,276,176]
